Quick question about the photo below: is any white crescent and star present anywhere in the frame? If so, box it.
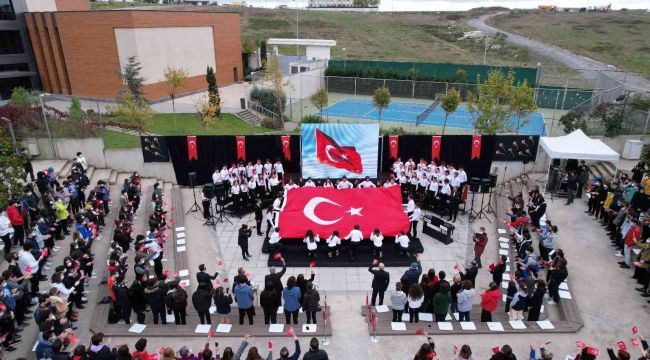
[390,140,397,148]
[433,140,440,148]
[282,140,289,147]
[237,141,244,148]
[473,140,480,148]
[303,197,363,225]
[325,145,347,163]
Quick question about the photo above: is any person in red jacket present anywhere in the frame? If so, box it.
[621,219,641,269]
[473,227,489,268]
[6,198,25,247]
[132,338,154,360]
[480,282,501,322]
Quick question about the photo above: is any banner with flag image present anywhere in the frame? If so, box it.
[301,124,379,179]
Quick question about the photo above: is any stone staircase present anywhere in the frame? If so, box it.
[590,161,617,180]
[236,109,262,126]
[55,161,122,186]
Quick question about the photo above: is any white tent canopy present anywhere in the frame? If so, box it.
[539,129,620,163]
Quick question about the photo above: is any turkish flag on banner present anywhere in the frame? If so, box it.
[236,136,246,160]
[431,136,442,161]
[471,135,482,160]
[388,135,399,160]
[277,186,410,238]
[281,135,291,161]
[187,136,198,161]
[316,128,363,174]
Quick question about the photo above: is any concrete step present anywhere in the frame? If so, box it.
[600,161,617,176]
[593,162,613,179]
[86,166,95,182]
[237,109,262,125]
[57,160,73,181]
[108,170,119,185]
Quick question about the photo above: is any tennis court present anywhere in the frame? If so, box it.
[319,98,546,135]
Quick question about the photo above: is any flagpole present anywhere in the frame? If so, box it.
[321,292,330,345]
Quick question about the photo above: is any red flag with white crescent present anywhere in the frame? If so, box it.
[236,136,246,160]
[315,128,363,174]
[431,136,441,161]
[388,135,399,160]
[281,135,291,161]
[187,136,198,161]
[471,135,482,160]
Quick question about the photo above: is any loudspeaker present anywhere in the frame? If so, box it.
[488,173,498,188]
[188,172,197,188]
[481,178,491,193]
[469,177,480,192]
[203,183,215,199]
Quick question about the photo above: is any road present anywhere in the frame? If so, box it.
[468,12,650,93]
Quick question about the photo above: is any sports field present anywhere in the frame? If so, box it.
[318,98,546,135]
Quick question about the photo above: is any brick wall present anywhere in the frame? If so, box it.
[25,10,243,101]
[54,0,91,11]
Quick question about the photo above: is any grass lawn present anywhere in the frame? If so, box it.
[491,10,650,78]
[103,113,275,149]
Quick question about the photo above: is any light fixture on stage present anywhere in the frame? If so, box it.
[186,172,201,214]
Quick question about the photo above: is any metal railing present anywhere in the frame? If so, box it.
[248,99,281,120]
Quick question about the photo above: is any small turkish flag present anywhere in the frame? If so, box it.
[618,341,628,351]
[273,253,282,260]
[431,136,441,161]
[315,128,363,174]
[586,348,599,356]
[388,135,399,160]
[281,135,291,161]
[187,136,198,161]
[69,335,80,344]
[309,261,316,268]
[267,341,273,350]
[286,327,294,336]
[471,135,481,160]
[492,346,500,354]
[25,266,32,274]
[245,272,253,279]
[236,136,246,160]
[632,326,638,334]
[415,329,425,335]
[576,341,586,349]
[631,338,640,347]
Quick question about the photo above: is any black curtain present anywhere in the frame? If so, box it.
[381,135,495,179]
[167,135,300,186]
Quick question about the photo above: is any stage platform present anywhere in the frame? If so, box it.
[264,237,424,267]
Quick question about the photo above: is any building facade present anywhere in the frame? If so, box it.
[24,9,243,101]
[308,0,354,8]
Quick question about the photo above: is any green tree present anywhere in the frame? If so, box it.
[69,97,84,120]
[260,40,268,68]
[440,88,461,135]
[593,103,625,137]
[120,56,145,104]
[10,87,34,106]
[466,70,537,135]
[164,66,189,131]
[263,56,290,129]
[310,88,329,117]
[373,87,391,125]
[559,109,588,133]
[195,94,218,132]
[107,90,154,135]
[455,68,467,83]
[510,80,536,134]
[206,66,221,118]
[0,128,23,205]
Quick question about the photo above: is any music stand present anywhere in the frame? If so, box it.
[481,178,496,217]
[214,196,233,225]
[186,172,201,214]
[203,198,217,229]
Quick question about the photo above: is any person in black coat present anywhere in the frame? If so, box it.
[527,280,546,321]
[232,267,251,293]
[302,282,321,324]
[144,278,167,324]
[196,264,219,292]
[302,337,329,360]
[259,283,280,324]
[238,224,252,260]
[491,255,507,284]
[112,276,131,324]
[548,258,568,304]
[87,333,116,360]
[192,283,214,324]
[51,338,71,360]
[460,261,479,287]
[297,271,315,305]
[128,279,147,324]
[254,200,264,236]
[368,260,390,306]
[264,260,286,304]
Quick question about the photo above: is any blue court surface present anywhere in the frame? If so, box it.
[319,98,546,135]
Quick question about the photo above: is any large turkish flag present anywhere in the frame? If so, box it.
[236,136,246,160]
[431,136,441,161]
[471,135,482,160]
[316,128,363,174]
[277,186,410,238]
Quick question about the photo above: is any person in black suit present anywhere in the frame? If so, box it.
[264,259,287,303]
[368,259,390,306]
[238,224,252,260]
[448,187,461,222]
[460,260,479,288]
[196,264,219,292]
[254,200,264,236]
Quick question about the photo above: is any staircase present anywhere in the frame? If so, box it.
[56,161,128,186]
[236,109,263,126]
[590,161,617,180]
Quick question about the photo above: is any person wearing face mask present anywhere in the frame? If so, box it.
[98,180,111,215]
[0,206,14,255]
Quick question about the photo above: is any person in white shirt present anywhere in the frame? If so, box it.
[304,230,320,257]
[245,161,255,178]
[263,159,273,183]
[265,208,275,239]
[345,225,364,261]
[405,195,415,216]
[427,180,439,209]
[405,158,415,171]
[273,159,284,181]
[395,230,410,256]
[19,242,41,292]
[230,179,241,212]
[212,168,223,185]
[247,178,257,193]
[269,174,280,196]
[304,178,316,187]
[50,271,75,300]
[284,178,299,191]
[75,151,88,172]
[392,158,403,175]
[370,228,384,258]
[240,181,250,207]
[254,160,264,176]
[450,172,462,188]
[219,166,231,194]
[458,166,468,184]
[409,175,419,194]
[417,176,429,194]
[360,176,376,188]
[337,176,353,190]
[323,178,334,188]
[326,230,341,258]
[0,207,14,255]
[256,175,267,198]
[409,203,422,238]
[268,226,283,254]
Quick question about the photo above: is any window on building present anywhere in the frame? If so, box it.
[0,0,16,21]
[0,62,28,71]
[0,30,24,54]
[0,76,32,100]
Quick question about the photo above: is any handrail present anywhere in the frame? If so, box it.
[248,99,280,119]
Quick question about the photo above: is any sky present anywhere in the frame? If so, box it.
[236,0,650,11]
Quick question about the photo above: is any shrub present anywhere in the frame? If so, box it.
[250,87,286,116]
[9,87,35,106]
[260,117,283,130]
[559,109,588,134]
[301,115,326,124]
[380,126,407,135]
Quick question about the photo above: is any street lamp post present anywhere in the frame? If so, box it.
[39,93,57,158]
[296,0,300,62]
[1,116,17,150]
[482,36,489,65]
[342,48,347,69]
